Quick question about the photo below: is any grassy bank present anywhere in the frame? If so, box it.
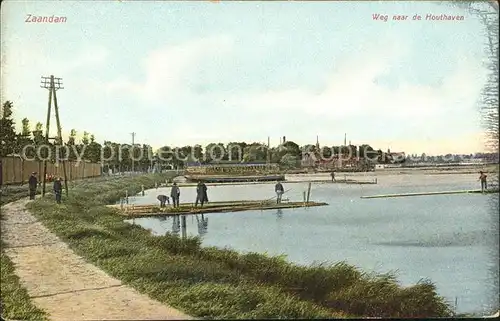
[0,185,34,206]
[1,184,45,320]
[0,241,49,321]
[22,173,452,318]
[0,174,146,320]
[0,174,135,206]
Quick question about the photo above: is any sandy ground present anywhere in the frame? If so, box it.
[1,199,192,321]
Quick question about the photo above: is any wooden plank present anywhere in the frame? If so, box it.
[361,188,499,199]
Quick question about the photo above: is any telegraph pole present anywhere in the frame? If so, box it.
[40,75,68,197]
[41,77,53,196]
[131,132,136,173]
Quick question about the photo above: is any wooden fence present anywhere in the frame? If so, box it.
[0,156,102,185]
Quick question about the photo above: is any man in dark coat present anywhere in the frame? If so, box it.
[275,181,284,204]
[195,182,208,207]
[53,177,63,204]
[157,194,170,208]
[479,171,488,192]
[28,172,38,200]
[170,182,181,208]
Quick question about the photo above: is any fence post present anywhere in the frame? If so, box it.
[306,182,312,205]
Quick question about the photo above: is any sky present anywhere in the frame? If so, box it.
[1,0,497,154]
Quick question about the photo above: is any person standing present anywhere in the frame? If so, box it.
[195,182,208,207]
[330,171,336,182]
[201,183,208,204]
[275,181,284,204]
[28,172,38,200]
[479,171,488,192]
[170,182,180,208]
[53,177,63,204]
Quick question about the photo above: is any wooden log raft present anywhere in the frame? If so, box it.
[157,178,377,188]
[107,199,328,217]
[361,188,499,199]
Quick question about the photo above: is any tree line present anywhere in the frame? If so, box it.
[1,100,400,172]
[0,101,155,172]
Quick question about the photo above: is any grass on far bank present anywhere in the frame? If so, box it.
[21,173,453,319]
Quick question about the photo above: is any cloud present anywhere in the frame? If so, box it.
[60,46,109,74]
[1,44,109,129]
[5,44,109,77]
[227,42,485,124]
[93,28,488,155]
[214,36,487,145]
[105,35,235,104]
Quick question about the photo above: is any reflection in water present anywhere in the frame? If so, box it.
[150,214,209,237]
[196,214,209,236]
[172,215,180,234]
[276,209,283,219]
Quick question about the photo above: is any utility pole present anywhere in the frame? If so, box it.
[131,132,136,173]
[40,75,68,197]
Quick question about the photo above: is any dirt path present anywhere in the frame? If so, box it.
[1,199,191,320]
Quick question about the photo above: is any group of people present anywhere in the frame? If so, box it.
[157,181,209,208]
[28,172,64,204]
[158,181,286,208]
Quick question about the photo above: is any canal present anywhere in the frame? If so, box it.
[125,173,499,316]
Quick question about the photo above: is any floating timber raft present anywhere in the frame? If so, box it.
[108,199,328,217]
[361,188,500,199]
[160,178,377,188]
[185,175,285,183]
[308,178,377,185]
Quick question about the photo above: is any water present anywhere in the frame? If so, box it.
[125,173,499,316]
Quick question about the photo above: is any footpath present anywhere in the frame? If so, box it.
[1,199,191,320]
